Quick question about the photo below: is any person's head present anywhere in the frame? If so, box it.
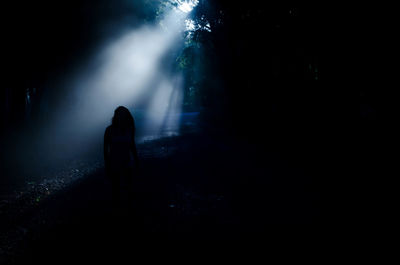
[112,106,135,132]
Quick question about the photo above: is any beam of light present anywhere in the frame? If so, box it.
[143,74,184,139]
[41,7,191,161]
[177,0,199,13]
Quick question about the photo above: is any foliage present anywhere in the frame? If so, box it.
[174,0,324,130]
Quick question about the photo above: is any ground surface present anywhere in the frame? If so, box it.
[1,129,320,263]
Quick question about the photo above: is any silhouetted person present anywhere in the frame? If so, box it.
[104,106,139,208]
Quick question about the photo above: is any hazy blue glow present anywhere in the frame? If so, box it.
[185,19,196,31]
[177,0,199,13]
[44,6,191,157]
[5,2,201,187]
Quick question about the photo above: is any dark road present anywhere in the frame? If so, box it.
[1,129,320,263]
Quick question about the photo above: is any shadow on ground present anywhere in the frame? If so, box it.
[2,131,320,263]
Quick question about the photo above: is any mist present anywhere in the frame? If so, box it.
[2,2,196,187]
[1,2,324,251]
[56,9,188,145]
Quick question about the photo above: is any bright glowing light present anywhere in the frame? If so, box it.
[177,0,199,13]
[178,3,193,13]
[45,7,191,153]
[185,19,196,31]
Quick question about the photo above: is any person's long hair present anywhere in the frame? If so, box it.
[111,106,135,135]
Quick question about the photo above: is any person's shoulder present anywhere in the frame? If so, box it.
[105,125,113,134]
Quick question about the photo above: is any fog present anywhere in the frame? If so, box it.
[34,7,191,163]
[0,3,199,188]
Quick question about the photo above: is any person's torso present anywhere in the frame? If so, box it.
[109,127,134,168]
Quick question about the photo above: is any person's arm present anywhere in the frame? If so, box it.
[104,127,111,176]
[132,142,139,164]
[130,129,140,168]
